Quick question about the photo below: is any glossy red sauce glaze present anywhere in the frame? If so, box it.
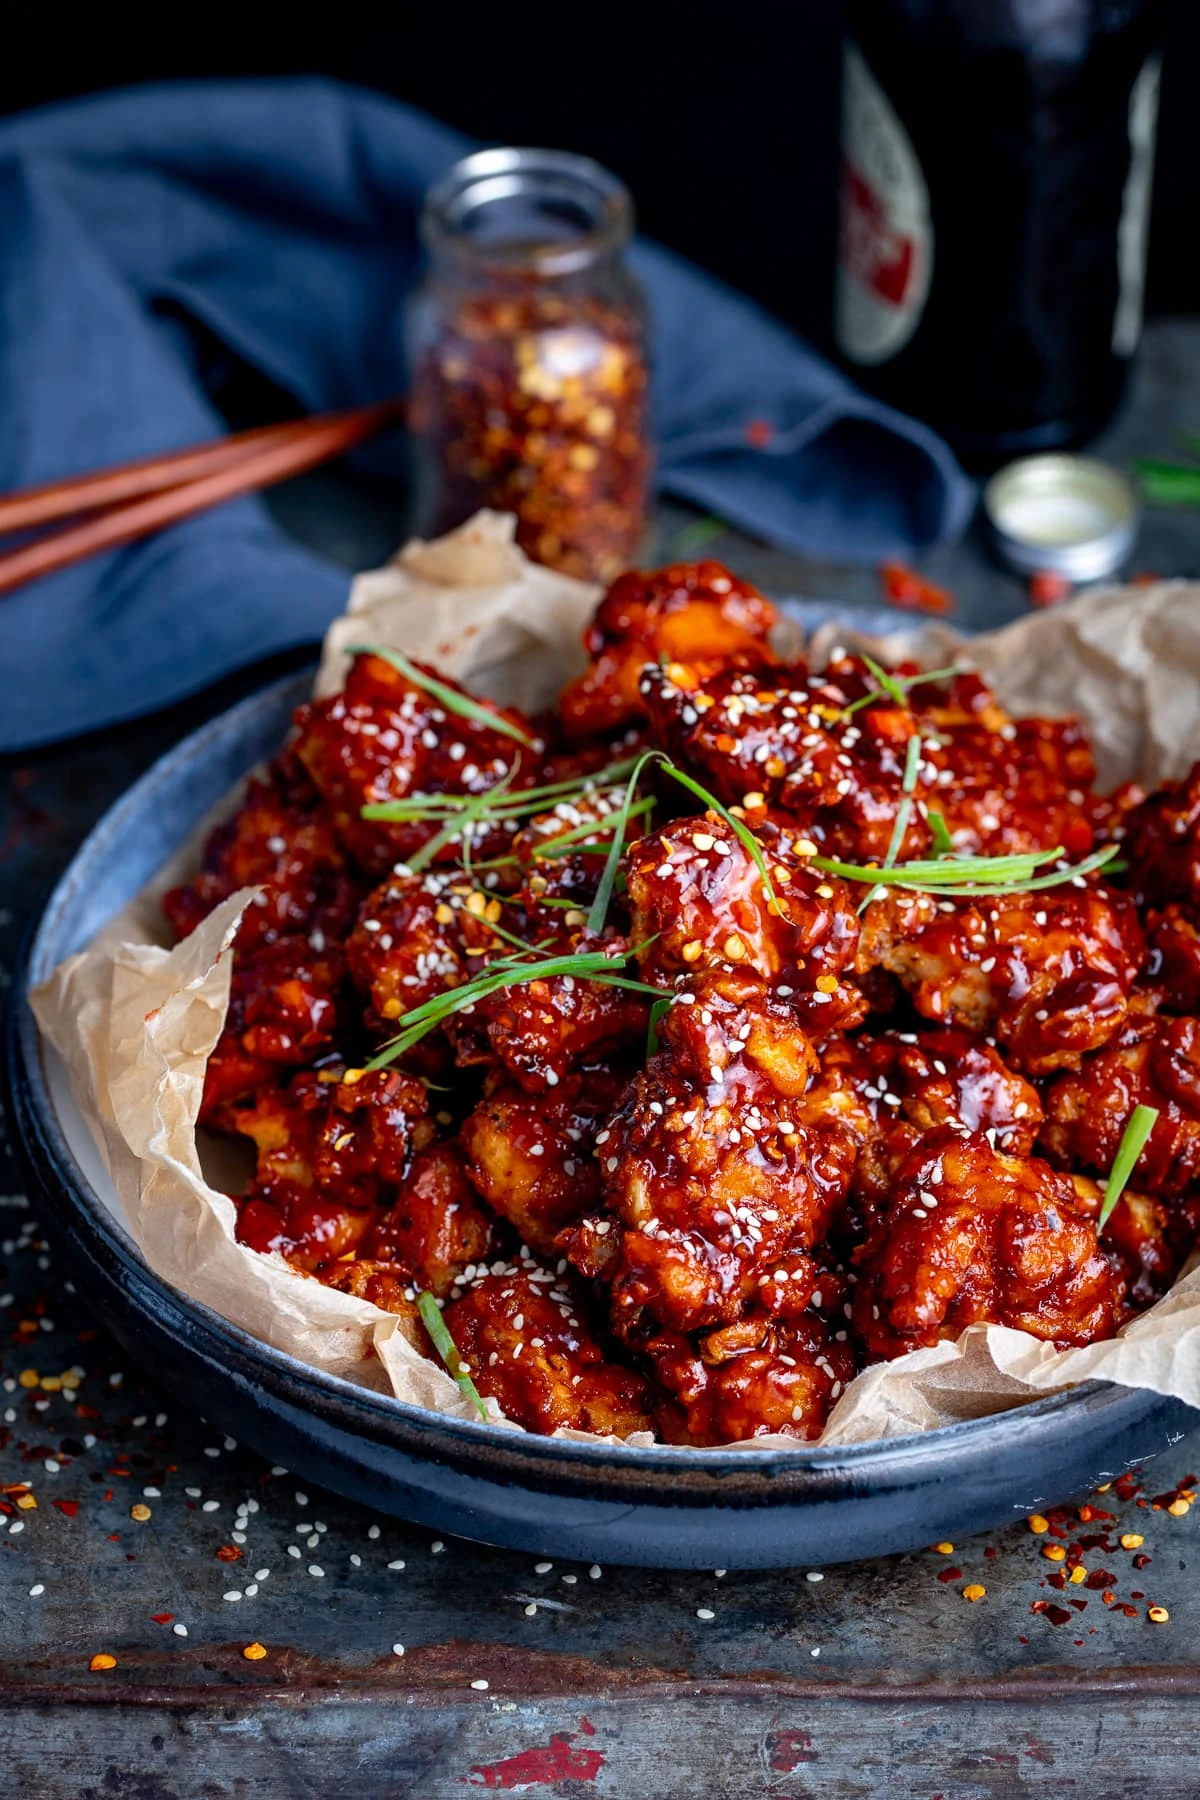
[159,559,1200,1443]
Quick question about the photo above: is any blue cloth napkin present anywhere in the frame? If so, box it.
[0,79,972,752]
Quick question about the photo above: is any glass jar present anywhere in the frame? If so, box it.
[407,147,652,584]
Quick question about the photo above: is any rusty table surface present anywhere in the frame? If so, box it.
[4,320,1200,1799]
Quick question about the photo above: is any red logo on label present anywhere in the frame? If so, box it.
[840,159,917,310]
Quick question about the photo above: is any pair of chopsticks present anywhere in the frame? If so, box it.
[0,396,407,599]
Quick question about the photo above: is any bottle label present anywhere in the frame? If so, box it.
[1112,53,1162,359]
[836,41,933,367]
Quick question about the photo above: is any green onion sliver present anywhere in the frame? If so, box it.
[1098,1105,1160,1231]
[416,1291,488,1421]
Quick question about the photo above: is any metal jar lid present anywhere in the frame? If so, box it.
[982,454,1140,582]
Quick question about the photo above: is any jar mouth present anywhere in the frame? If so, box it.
[422,147,634,275]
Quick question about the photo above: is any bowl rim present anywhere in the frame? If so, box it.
[12,656,1131,1482]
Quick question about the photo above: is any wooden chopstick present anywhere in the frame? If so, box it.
[0,397,406,599]
[0,413,350,537]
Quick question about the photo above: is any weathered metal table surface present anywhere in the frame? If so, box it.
[3,320,1200,1799]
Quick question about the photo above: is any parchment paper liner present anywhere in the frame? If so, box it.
[30,510,1200,1449]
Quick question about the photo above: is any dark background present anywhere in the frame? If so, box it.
[0,3,1193,347]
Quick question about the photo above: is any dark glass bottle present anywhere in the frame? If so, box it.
[836,0,1164,469]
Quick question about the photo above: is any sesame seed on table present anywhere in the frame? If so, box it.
[4,325,1200,1798]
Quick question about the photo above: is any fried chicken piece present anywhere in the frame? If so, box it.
[199,938,346,1129]
[451,925,650,1093]
[1118,759,1200,914]
[641,656,1099,865]
[317,1259,421,1316]
[647,1312,856,1444]
[1069,1176,1186,1311]
[460,1067,628,1256]
[345,870,467,1030]
[440,1269,655,1437]
[796,1027,1043,1230]
[291,650,541,876]
[1143,905,1200,1014]
[857,884,1144,1075]
[558,560,777,743]
[1040,1012,1200,1201]
[163,771,362,951]
[233,1066,433,1270]
[625,811,865,1030]
[569,986,855,1333]
[359,1142,498,1298]
[852,1130,1123,1357]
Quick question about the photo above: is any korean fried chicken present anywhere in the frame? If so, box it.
[165,556,1196,1445]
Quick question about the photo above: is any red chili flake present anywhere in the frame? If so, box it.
[984,1547,999,1559]
[1133,1554,1152,1570]
[151,1613,174,1625]
[1028,569,1072,608]
[1085,1569,1116,1590]
[1118,1603,1139,1617]
[1130,1590,1145,1601]
[744,418,775,448]
[879,560,955,616]
[106,1534,120,1542]
[1069,1599,1088,1612]
[216,1545,243,1563]
[1102,1590,1116,1606]
[1047,1571,1067,1591]
[1043,1605,1073,1627]
[103,1490,113,1503]
[1018,1635,1030,1645]
[1130,571,1160,586]
[937,1567,963,1583]
[52,1500,79,1517]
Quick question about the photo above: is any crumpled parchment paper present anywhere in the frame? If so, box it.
[30,514,1200,1446]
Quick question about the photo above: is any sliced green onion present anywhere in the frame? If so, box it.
[882,735,923,870]
[365,949,667,1069]
[664,513,727,560]
[1098,1105,1160,1231]
[840,660,965,717]
[362,758,640,824]
[814,841,1118,899]
[860,651,907,709]
[646,995,672,1057]
[1132,459,1200,509]
[405,772,516,874]
[346,643,534,748]
[587,752,662,934]
[416,1291,488,1421]
[927,810,955,857]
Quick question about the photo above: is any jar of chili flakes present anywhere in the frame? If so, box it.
[408,147,652,584]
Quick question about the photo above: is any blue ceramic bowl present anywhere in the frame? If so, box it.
[8,655,1197,1568]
